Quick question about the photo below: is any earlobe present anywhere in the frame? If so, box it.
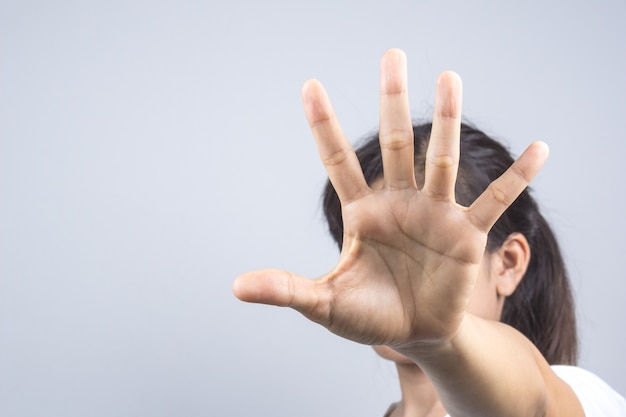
[495,233,531,297]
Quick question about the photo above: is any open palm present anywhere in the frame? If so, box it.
[233,49,548,351]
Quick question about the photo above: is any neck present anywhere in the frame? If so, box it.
[392,362,447,417]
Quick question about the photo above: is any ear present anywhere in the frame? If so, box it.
[494,233,531,297]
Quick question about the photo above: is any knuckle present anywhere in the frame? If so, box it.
[427,154,456,169]
[466,209,488,232]
[322,147,350,167]
[309,112,335,129]
[487,183,513,206]
[380,129,413,151]
[510,163,530,183]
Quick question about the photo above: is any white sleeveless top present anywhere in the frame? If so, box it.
[383,366,626,417]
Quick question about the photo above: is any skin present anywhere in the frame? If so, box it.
[232,49,584,417]
[374,232,530,417]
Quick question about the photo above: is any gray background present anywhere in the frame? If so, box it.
[1,1,624,416]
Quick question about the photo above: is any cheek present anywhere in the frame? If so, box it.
[466,257,501,321]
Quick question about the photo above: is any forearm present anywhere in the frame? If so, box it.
[397,314,557,417]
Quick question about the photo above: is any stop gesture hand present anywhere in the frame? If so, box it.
[233,49,548,352]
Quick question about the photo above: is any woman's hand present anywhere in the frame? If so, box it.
[232,48,548,351]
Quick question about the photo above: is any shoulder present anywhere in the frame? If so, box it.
[383,402,399,417]
[383,402,396,417]
[552,365,626,416]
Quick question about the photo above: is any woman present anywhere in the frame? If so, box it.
[233,49,626,416]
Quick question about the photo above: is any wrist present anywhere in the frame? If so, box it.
[392,313,474,364]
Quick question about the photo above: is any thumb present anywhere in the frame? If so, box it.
[232,269,324,315]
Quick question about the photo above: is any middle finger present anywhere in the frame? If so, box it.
[379,49,417,190]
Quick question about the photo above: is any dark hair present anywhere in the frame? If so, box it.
[322,122,578,365]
